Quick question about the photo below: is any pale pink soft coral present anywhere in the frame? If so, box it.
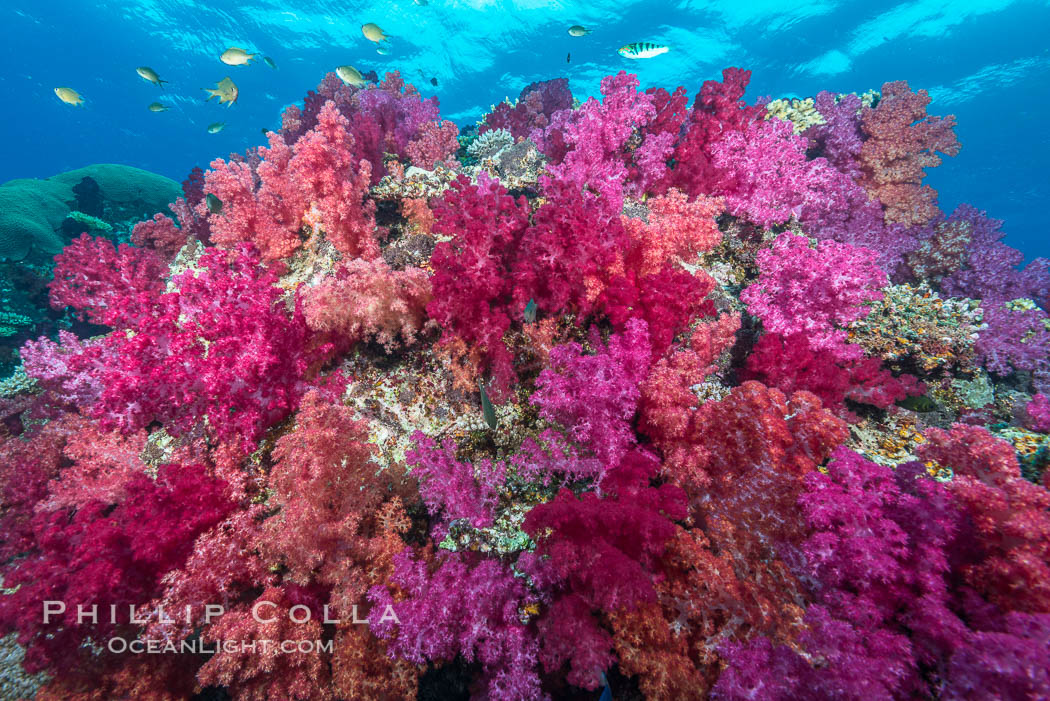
[741,233,887,359]
[302,258,431,352]
[406,119,459,170]
[622,188,723,277]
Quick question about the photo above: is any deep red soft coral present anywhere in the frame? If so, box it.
[669,67,765,198]
[918,424,1050,614]
[0,463,233,677]
[427,173,531,396]
[520,448,687,689]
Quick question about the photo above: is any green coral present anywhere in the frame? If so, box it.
[66,210,113,232]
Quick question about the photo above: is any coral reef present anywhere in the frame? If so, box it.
[1,67,1047,701]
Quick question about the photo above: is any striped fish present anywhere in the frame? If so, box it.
[618,42,669,59]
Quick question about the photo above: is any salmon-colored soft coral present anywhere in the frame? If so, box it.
[858,80,961,226]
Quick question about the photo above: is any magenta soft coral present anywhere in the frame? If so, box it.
[531,318,651,468]
[483,77,573,139]
[25,245,324,452]
[49,233,167,328]
[741,233,887,360]
[369,550,544,700]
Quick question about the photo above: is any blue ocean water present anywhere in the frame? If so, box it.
[1,0,1048,257]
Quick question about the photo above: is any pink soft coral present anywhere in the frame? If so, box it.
[741,234,887,359]
[406,119,459,170]
[302,258,431,352]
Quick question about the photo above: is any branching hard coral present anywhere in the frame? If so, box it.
[857,80,961,226]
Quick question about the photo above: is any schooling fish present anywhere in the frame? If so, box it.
[568,25,591,37]
[136,66,168,86]
[618,42,669,59]
[263,56,277,69]
[204,77,238,106]
[147,101,171,112]
[220,47,256,66]
[207,121,226,133]
[566,52,571,63]
[362,23,390,42]
[206,193,223,214]
[54,87,84,106]
[376,45,390,55]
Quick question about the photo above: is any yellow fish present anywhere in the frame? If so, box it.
[220,47,256,66]
[147,102,171,112]
[568,25,591,37]
[204,77,239,106]
[136,66,167,86]
[54,87,84,105]
[361,23,390,42]
[207,121,226,134]
[335,65,366,87]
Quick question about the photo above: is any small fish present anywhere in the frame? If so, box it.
[336,65,366,87]
[220,47,256,66]
[207,121,226,133]
[618,42,669,59]
[896,395,938,412]
[263,56,277,69]
[54,87,84,106]
[261,127,270,136]
[567,52,571,64]
[147,102,171,112]
[136,66,168,86]
[376,45,390,55]
[478,379,497,430]
[523,299,537,324]
[362,23,390,42]
[568,25,591,37]
[413,0,428,5]
[206,193,223,214]
[430,77,438,86]
[362,69,379,83]
[204,77,238,106]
